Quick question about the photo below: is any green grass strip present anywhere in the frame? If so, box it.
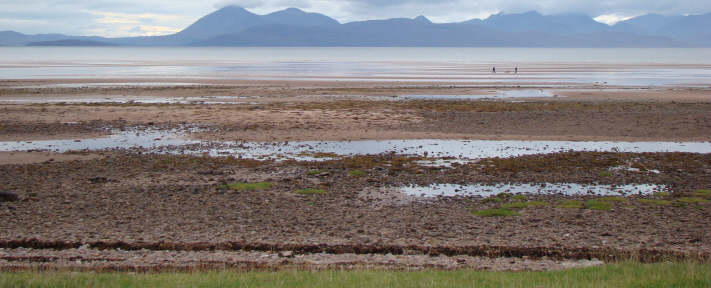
[2,262,710,288]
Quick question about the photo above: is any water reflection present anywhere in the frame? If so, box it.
[1,128,709,160]
[400,183,666,197]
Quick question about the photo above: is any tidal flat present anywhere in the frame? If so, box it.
[0,81,710,272]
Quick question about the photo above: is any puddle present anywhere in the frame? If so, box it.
[309,90,554,101]
[1,128,709,160]
[401,183,667,197]
[0,95,263,105]
[395,90,552,100]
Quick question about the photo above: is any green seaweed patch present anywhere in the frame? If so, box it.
[678,197,710,203]
[673,202,687,207]
[556,200,583,208]
[598,172,613,177]
[223,182,271,190]
[502,201,548,209]
[348,170,366,176]
[306,169,329,175]
[652,192,670,197]
[496,192,512,198]
[694,206,704,210]
[585,200,613,210]
[512,195,529,200]
[481,197,503,203]
[639,199,673,206]
[596,196,626,202]
[472,209,520,217]
[295,189,328,195]
[692,189,711,197]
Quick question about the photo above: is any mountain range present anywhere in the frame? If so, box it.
[1,6,710,47]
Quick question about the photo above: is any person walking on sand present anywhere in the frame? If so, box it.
[492,67,496,73]
[515,67,517,73]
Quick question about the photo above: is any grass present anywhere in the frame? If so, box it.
[223,182,271,190]
[693,189,711,197]
[472,209,520,217]
[653,192,671,197]
[2,262,711,287]
[585,200,613,210]
[502,201,549,209]
[639,199,674,206]
[306,169,329,175]
[598,171,613,177]
[596,196,626,202]
[481,197,503,203]
[348,170,366,176]
[556,200,584,208]
[294,189,328,195]
[678,197,710,203]
[512,195,529,200]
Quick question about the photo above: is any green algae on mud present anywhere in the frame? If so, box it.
[472,209,520,217]
[2,262,710,288]
[639,199,674,206]
[223,182,272,191]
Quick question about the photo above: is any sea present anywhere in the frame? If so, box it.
[1,47,711,86]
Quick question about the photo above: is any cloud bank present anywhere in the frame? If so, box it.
[1,0,709,37]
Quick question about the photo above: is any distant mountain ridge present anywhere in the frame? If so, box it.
[187,19,685,47]
[1,7,710,47]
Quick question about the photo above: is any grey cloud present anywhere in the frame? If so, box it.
[2,0,711,36]
[128,26,145,33]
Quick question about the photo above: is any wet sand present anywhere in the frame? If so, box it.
[0,79,710,271]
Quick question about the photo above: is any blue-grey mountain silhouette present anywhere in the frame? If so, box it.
[1,7,708,47]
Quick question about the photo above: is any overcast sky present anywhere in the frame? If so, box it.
[1,0,708,37]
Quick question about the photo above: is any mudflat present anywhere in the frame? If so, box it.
[0,79,710,271]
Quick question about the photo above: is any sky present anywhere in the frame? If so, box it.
[1,0,708,37]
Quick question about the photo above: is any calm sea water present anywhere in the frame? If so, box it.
[1,47,710,85]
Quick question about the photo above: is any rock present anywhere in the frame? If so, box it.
[278,251,293,258]
[0,191,19,202]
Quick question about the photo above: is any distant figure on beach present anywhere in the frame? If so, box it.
[492,67,496,73]
[515,67,518,73]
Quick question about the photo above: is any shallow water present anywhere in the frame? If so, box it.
[2,47,711,86]
[400,183,667,197]
[1,128,710,160]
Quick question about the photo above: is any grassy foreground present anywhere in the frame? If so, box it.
[2,262,710,288]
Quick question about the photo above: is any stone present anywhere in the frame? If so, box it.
[0,191,19,202]
[278,251,293,258]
